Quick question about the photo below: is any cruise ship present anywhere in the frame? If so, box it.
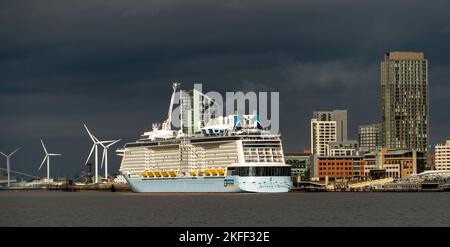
[118,83,292,192]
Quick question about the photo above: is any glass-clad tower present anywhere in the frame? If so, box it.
[381,51,429,153]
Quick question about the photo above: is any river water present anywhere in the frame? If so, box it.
[1,191,449,226]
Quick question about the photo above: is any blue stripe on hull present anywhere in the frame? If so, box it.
[125,176,243,192]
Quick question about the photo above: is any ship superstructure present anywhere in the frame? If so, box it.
[118,83,292,192]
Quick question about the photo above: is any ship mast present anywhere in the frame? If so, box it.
[162,82,180,131]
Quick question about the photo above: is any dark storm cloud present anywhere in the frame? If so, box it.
[1,0,450,177]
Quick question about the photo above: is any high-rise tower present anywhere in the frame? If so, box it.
[310,118,337,156]
[381,51,429,153]
[358,123,382,153]
[313,110,347,142]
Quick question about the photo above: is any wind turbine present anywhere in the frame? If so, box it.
[100,139,121,180]
[38,139,62,181]
[0,148,20,187]
[83,124,117,183]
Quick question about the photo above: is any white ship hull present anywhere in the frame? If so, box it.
[122,175,292,193]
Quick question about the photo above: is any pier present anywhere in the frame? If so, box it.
[290,170,450,192]
[0,180,131,192]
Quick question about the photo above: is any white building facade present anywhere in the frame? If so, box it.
[311,119,336,156]
[435,140,450,171]
[328,140,359,156]
[313,110,347,142]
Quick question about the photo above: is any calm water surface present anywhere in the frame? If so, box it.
[1,191,449,226]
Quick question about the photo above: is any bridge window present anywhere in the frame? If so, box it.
[228,166,290,176]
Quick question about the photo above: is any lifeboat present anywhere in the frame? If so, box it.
[217,169,225,176]
[155,171,162,177]
[170,170,178,177]
[141,171,149,177]
[163,171,171,177]
[148,171,156,177]
[204,169,213,176]
[190,170,199,176]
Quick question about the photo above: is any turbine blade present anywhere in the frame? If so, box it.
[10,148,21,156]
[85,145,95,166]
[49,154,62,156]
[40,139,48,154]
[107,139,121,147]
[38,156,47,170]
[83,124,97,143]
[101,148,106,169]
[0,151,6,157]
[93,135,100,143]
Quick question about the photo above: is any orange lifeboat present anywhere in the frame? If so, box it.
[141,171,149,177]
[217,169,225,176]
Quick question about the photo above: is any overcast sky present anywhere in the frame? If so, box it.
[1,0,450,178]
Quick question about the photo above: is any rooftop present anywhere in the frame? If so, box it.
[285,152,311,157]
[385,51,425,60]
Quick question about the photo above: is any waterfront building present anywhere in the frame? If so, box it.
[427,154,435,170]
[311,155,365,181]
[311,119,336,156]
[363,148,426,179]
[328,140,359,156]
[285,152,311,184]
[313,110,347,142]
[358,123,382,153]
[381,51,429,153]
[435,140,450,170]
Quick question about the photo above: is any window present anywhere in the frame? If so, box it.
[229,166,291,177]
